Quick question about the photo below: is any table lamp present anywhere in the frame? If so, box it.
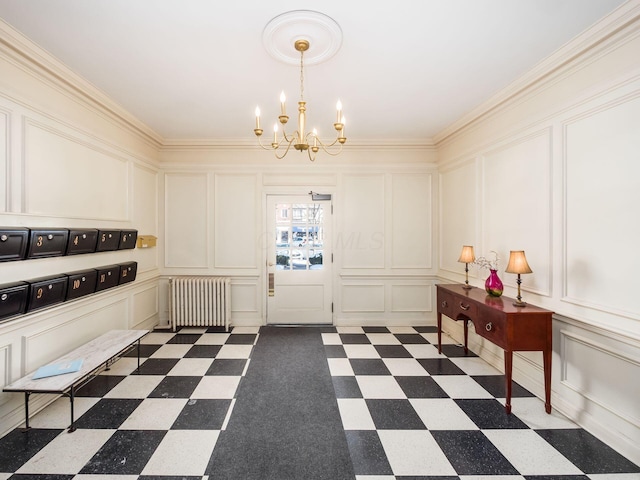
[457,245,475,289]
[505,250,532,307]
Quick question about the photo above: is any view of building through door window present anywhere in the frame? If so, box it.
[275,203,324,270]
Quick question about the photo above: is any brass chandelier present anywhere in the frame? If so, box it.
[253,39,346,162]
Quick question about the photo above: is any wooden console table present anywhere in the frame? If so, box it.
[436,284,553,414]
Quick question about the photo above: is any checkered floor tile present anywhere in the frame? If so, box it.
[0,325,638,479]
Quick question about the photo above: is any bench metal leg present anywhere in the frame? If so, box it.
[23,392,31,431]
[68,385,76,433]
[137,339,141,372]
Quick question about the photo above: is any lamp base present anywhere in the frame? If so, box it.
[512,300,527,307]
[462,284,472,290]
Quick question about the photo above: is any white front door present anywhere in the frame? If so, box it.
[266,194,332,324]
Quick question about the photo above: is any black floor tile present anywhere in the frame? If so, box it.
[418,358,466,375]
[224,334,257,344]
[374,344,412,358]
[205,326,230,333]
[122,344,161,357]
[148,376,201,398]
[9,475,75,480]
[344,430,393,476]
[184,345,222,358]
[350,358,391,375]
[75,375,126,397]
[171,399,232,429]
[535,428,640,474]
[75,398,142,429]
[80,430,166,474]
[167,333,202,344]
[396,376,449,398]
[324,345,347,358]
[439,344,477,357]
[0,428,62,472]
[362,326,390,333]
[432,430,519,475]
[394,333,429,344]
[339,333,371,344]
[472,374,535,398]
[413,326,439,333]
[332,376,363,398]
[134,358,180,375]
[455,399,529,429]
[522,476,589,480]
[366,399,426,429]
[206,359,247,375]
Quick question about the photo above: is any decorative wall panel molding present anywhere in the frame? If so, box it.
[390,283,431,313]
[132,285,159,328]
[341,284,385,313]
[23,120,129,220]
[0,343,9,390]
[164,172,209,268]
[0,108,8,213]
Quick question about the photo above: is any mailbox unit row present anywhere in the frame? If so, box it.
[0,228,138,262]
[0,262,138,323]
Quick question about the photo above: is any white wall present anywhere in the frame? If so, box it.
[437,4,640,464]
[158,149,438,327]
[0,22,161,435]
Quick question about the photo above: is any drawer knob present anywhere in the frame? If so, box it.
[441,300,448,308]
[0,235,7,242]
[460,302,470,311]
[486,322,493,332]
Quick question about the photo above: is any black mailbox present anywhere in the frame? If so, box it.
[27,229,69,259]
[96,230,121,252]
[0,228,30,262]
[65,269,98,300]
[0,281,29,322]
[118,261,138,285]
[118,230,138,250]
[67,229,99,255]
[95,264,121,291]
[27,275,68,312]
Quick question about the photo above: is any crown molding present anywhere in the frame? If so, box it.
[433,0,640,146]
[0,18,163,148]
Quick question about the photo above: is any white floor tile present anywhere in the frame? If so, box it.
[195,333,230,345]
[177,327,208,334]
[451,356,502,375]
[506,397,580,429]
[216,344,253,359]
[150,344,192,359]
[355,476,396,480]
[140,332,176,344]
[365,333,401,345]
[484,429,583,475]
[191,376,240,399]
[460,476,525,480]
[321,333,342,345]
[387,326,418,334]
[382,358,429,376]
[230,326,260,334]
[356,376,406,399]
[337,398,375,430]
[73,477,139,480]
[167,358,214,376]
[378,430,457,476]
[101,357,140,376]
[17,429,114,474]
[141,430,219,476]
[403,343,444,358]
[421,332,458,344]
[0,474,10,480]
[588,475,640,479]
[410,398,479,430]
[336,326,364,333]
[343,344,380,358]
[103,375,163,399]
[432,375,494,399]
[119,398,187,430]
[25,397,99,429]
[328,358,354,376]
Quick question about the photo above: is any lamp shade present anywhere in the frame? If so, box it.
[505,250,532,274]
[457,245,475,263]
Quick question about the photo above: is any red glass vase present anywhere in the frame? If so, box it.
[485,269,503,297]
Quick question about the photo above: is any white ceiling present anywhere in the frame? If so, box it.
[0,0,628,145]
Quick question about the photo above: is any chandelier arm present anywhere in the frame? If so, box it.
[318,143,344,157]
[314,135,341,149]
[256,135,277,151]
[273,137,296,159]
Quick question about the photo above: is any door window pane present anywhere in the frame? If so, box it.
[274,202,325,270]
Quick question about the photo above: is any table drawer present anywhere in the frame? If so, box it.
[473,311,506,346]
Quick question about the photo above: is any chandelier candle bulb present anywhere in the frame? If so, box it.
[280,91,286,115]
[273,123,278,143]
[336,100,342,123]
[313,128,318,147]
[255,107,261,129]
